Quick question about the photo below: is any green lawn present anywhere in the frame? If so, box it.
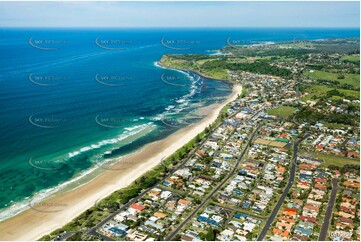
[160,57,229,80]
[320,121,351,130]
[306,70,360,88]
[301,85,360,101]
[277,56,295,62]
[161,59,193,70]
[201,68,228,80]
[279,42,316,49]
[196,58,218,65]
[311,152,360,168]
[341,55,360,64]
[266,106,298,119]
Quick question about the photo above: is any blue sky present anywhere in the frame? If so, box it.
[0,1,359,28]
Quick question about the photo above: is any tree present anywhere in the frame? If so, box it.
[68,232,83,241]
[195,134,201,143]
[205,227,216,241]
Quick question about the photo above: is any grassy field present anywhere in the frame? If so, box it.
[306,70,360,88]
[320,121,352,130]
[341,55,360,64]
[196,58,218,65]
[200,68,228,80]
[266,106,298,119]
[301,85,360,101]
[160,56,229,80]
[311,152,360,168]
[160,58,194,70]
[277,56,295,62]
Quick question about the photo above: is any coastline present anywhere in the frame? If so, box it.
[0,81,242,241]
[156,60,231,84]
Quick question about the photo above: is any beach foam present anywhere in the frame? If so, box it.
[153,64,204,121]
[0,122,157,222]
[68,122,154,159]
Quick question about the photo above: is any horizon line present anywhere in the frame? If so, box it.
[1,26,360,29]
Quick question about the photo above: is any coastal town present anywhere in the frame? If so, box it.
[0,1,360,242]
[40,39,360,241]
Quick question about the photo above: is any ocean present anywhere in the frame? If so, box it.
[0,27,359,221]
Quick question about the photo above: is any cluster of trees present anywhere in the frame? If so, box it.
[317,79,340,86]
[315,41,360,54]
[319,89,359,101]
[221,38,360,57]
[316,79,359,91]
[203,227,219,241]
[222,45,314,58]
[67,232,83,241]
[325,89,345,98]
[328,164,360,175]
[165,54,211,61]
[293,108,358,126]
[202,59,292,77]
[305,60,359,75]
[258,48,314,57]
[305,64,325,70]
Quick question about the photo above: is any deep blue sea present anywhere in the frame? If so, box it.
[0,28,359,221]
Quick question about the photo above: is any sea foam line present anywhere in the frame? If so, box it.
[0,122,157,222]
[68,122,154,158]
[154,61,203,120]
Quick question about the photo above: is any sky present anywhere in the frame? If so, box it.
[0,1,359,28]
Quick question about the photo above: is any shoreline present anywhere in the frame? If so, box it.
[0,81,242,241]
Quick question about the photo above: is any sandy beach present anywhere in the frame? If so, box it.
[0,84,242,241]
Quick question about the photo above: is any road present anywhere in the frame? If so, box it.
[54,232,76,241]
[165,125,260,240]
[318,178,339,241]
[54,228,89,241]
[257,133,310,241]
[216,203,268,221]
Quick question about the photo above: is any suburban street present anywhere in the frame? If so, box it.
[318,178,339,241]
[257,133,310,241]
[165,125,261,240]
